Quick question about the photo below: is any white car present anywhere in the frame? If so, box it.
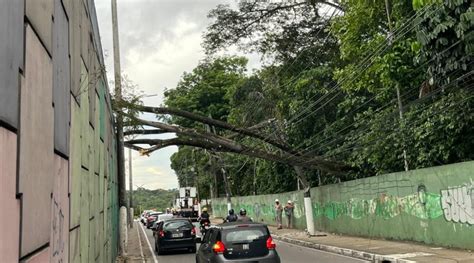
[157,213,173,223]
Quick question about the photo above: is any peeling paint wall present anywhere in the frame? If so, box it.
[212,161,474,250]
[0,0,119,261]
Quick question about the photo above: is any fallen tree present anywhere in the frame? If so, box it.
[120,105,352,175]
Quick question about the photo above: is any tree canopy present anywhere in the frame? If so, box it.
[121,0,474,199]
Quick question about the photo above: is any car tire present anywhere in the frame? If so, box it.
[154,242,158,252]
[189,246,196,253]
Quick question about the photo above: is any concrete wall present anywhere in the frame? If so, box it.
[212,161,474,250]
[0,0,119,261]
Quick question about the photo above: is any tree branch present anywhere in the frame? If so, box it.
[121,111,352,173]
[321,1,344,11]
[226,118,276,139]
[125,136,351,173]
[135,105,297,154]
[124,129,170,136]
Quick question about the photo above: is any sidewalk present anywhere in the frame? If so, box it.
[211,218,473,263]
[116,221,156,263]
[267,225,474,263]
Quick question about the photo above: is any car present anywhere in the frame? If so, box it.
[157,213,174,223]
[152,218,197,255]
[149,214,175,231]
[141,210,154,225]
[196,222,281,263]
[146,212,163,229]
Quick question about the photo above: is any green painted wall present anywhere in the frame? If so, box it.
[212,190,307,230]
[69,56,119,263]
[212,161,474,250]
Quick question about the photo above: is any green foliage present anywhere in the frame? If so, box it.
[163,56,247,128]
[204,1,340,61]
[160,0,474,197]
[131,188,178,214]
[404,89,474,167]
[414,0,474,86]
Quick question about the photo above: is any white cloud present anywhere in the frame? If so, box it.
[95,0,261,190]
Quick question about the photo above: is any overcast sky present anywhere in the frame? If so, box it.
[95,0,259,190]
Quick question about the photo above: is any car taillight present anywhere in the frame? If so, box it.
[159,230,165,238]
[191,227,196,236]
[266,236,276,250]
[212,241,225,254]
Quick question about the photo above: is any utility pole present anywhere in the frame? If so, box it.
[191,149,201,215]
[112,0,126,206]
[253,159,257,195]
[128,148,133,228]
[112,0,127,254]
[219,161,232,212]
[385,0,409,171]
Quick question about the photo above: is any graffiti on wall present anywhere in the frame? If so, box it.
[313,188,443,221]
[51,198,65,262]
[213,181,474,227]
[213,192,305,224]
[441,180,474,225]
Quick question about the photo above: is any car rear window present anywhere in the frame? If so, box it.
[221,226,271,259]
[163,220,191,230]
[223,228,267,243]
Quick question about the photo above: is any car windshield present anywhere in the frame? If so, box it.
[223,228,267,243]
[163,220,191,230]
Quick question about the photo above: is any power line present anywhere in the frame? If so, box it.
[322,73,474,158]
[290,41,468,157]
[250,3,439,158]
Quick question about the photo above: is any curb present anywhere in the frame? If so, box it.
[271,234,415,263]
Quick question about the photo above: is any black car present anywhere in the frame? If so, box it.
[152,218,197,255]
[196,222,280,263]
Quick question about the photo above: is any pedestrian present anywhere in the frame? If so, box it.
[284,200,294,229]
[274,199,283,229]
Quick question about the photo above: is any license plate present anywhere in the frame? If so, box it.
[172,233,183,238]
[242,244,249,250]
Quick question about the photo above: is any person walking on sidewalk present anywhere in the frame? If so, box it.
[274,199,283,229]
[284,200,294,229]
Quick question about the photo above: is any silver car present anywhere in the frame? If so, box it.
[196,222,280,263]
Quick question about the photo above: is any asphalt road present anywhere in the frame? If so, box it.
[141,221,200,263]
[275,240,368,263]
[140,223,368,263]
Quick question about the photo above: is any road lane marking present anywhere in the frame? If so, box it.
[274,239,369,262]
[135,222,145,263]
[139,221,159,263]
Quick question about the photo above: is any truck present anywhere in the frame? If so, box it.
[175,187,199,221]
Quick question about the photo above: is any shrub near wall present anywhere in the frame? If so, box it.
[213,161,474,250]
